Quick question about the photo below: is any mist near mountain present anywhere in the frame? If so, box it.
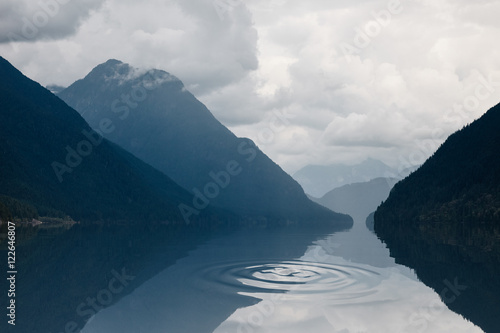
[311,177,399,222]
[293,158,414,198]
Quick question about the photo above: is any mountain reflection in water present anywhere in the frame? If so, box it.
[75,220,482,333]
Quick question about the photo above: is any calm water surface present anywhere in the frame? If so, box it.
[80,219,483,333]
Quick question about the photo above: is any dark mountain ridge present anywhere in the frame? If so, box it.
[375,104,500,228]
[58,59,349,225]
[0,56,225,225]
[374,102,500,332]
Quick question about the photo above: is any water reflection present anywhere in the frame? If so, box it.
[0,215,488,333]
[79,226,342,333]
[214,227,483,333]
[0,220,347,333]
[0,224,215,333]
[375,217,500,333]
[77,219,483,333]
[196,260,383,303]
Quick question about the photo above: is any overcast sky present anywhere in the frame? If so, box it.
[1,0,500,173]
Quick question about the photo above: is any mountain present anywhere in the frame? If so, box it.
[312,177,399,221]
[374,102,500,332]
[57,59,349,225]
[0,56,223,225]
[375,103,500,232]
[293,158,408,197]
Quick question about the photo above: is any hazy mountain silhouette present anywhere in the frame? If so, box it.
[58,59,349,225]
[374,102,500,332]
[293,158,409,197]
[0,56,225,224]
[312,177,399,221]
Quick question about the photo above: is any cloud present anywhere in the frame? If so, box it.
[0,0,106,43]
[0,0,259,98]
[227,0,500,171]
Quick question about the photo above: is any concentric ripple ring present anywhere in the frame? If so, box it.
[194,260,384,304]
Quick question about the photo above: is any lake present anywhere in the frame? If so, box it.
[49,217,483,333]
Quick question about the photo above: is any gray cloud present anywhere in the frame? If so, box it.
[0,0,105,43]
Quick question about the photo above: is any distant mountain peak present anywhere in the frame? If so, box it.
[293,158,398,197]
[360,157,388,166]
[104,58,123,66]
[84,59,180,88]
[0,56,218,224]
[57,60,351,225]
